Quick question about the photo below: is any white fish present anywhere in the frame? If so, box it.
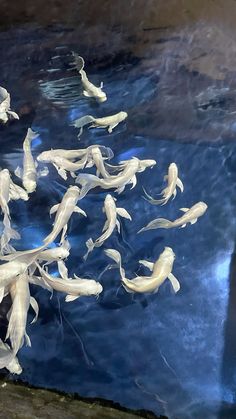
[0,169,20,253]
[104,247,180,294]
[9,179,29,201]
[37,239,70,279]
[37,145,114,180]
[72,111,128,137]
[36,264,103,302]
[0,339,22,373]
[76,157,156,199]
[139,201,208,233]
[6,273,38,354]
[72,53,107,102]
[15,128,48,193]
[143,163,184,205]
[84,194,132,259]
[0,86,19,124]
[43,185,87,245]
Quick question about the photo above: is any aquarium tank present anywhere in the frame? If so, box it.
[0,1,235,418]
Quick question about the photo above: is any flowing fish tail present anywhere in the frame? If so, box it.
[0,339,22,374]
[71,52,85,72]
[71,115,95,137]
[138,218,173,233]
[104,248,125,279]
[75,173,102,199]
[83,238,95,260]
[1,214,20,254]
[142,187,167,206]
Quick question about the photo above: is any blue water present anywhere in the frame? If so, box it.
[0,24,236,419]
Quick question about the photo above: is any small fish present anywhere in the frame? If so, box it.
[104,247,180,294]
[143,163,184,205]
[72,111,128,137]
[43,185,87,245]
[138,201,208,233]
[15,128,48,193]
[76,157,156,199]
[84,194,131,259]
[0,86,19,124]
[6,273,38,354]
[36,264,103,302]
[72,53,107,102]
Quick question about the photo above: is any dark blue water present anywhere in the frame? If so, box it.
[1,24,236,419]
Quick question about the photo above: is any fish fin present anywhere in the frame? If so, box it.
[38,167,49,177]
[108,122,118,133]
[100,81,104,88]
[168,272,180,293]
[104,248,125,278]
[0,287,4,304]
[138,260,154,271]
[60,224,68,243]
[83,90,92,97]
[85,160,94,168]
[14,167,22,179]
[172,188,177,199]
[102,220,109,232]
[25,332,31,347]
[190,218,198,225]
[58,168,67,180]
[116,207,132,220]
[176,177,184,192]
[70,172,76,178]
[7,110,19,120]
[73,206,87,217]
[30,297,39,324]
[122,281,134,294]
[163,175,168,181]
[179,207,189,212]
[84,238,94,260]
[58,260,69,279]
[65,294,79,302]
[116,219,121,234]
[50,203,59,216]
[130,175,137,189]
[115,185,125,194]
[180,224,187,228]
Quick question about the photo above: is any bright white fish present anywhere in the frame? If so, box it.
[37,145,114,180]
[36,264,103,302]
[143,163,184,205]
[15,128,48,193]
[0,86,19,124]
[84,194,132,259]
[0,169,20,254]
[6,273,38,354]
[104,247,180,294]
[138,201,208,233]
[43,185,87,245]
[72,111,128,137]
[76,157,156,199]
[72,53,107,102]
[37,239,70,279]
[0,339,22,374]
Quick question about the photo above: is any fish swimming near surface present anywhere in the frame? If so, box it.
[143,163,184,205]
[76,157,156,199]
[138,201,208,233]
[0,86,19,124]
[72,111,128,137]
[72,52,107,102]
[84,194,132,259]
[35,263,103,302]
[15,128,48,193]
[43,185,87,245]
[104,246,180,294]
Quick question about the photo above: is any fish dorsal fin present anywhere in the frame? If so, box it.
[116,219,121,234]
[58,260,69,279]
[176,177,184,193]
[179,207,189,212]
[50,203,59,216]
[65,294,79,302]
[168,272,180,293]
[139,260,154,271]
[116,207,132,220]
[190,218,198,225]
[30,297,39,324]
[130,175,137,189]
[25,332,31,347]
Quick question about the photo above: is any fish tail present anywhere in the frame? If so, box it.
[71,52,85,72]
[104,248,125,279]
[75,173,101,199]
[142,187,167,205]
[0,339,19,372]
[23,128,38,151]
[6,310,25,355]
[83,238,95,260]
[1,214,20,253]
[71,115,94,130]
[138,218,172,233]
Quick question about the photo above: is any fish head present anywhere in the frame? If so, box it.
[96,90,107,102]
[37,151,53,162]
[105,194,115,205]
[119,111,128,121]
[138,159,156,172]
[162,246,175,261]
[24,179,36,194]
[68,185,81,198]
[198,201,208,214]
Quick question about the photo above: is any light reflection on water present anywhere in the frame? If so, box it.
[0,23,236,419]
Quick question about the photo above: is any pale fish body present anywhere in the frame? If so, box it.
[143,163,184,205]
[72,53,107,102]
[84,194,132,259]
[15,128,38,193]
[72,111,128,135]
[36,265,103,302]
[43,186,87,245]
[0,339,22,373]
[0,86,19,124]
[139,201,208,232]
[6,273,38,354]
[104,247,180,294]
[0,253,38,294]
[76,157,156,199]
[87,146,112,178]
